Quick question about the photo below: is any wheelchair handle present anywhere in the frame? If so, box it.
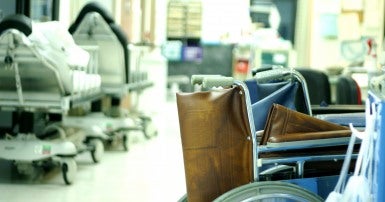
[254,68,292,83]
[191,74,221,86]
[370,74,385,97]
[252,65,284,77]
[254,68,313,116]
[202,76,234,88]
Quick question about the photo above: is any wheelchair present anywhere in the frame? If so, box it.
[176,67,362,201]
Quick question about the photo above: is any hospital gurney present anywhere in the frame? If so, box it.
[0,14,105,184]
[65,2,157,151]
[176,69,359,201]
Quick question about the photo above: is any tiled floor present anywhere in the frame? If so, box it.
[0,100,186,202]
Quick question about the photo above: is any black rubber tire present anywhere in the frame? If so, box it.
[90,139,104,163]
[61,158,77,185]
[142,118,157,139]
[122,134,129,152]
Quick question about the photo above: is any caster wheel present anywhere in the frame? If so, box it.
[142,119,157,139]
[61,158,77,185]
[122,134,129,152]
[90,139,104,163]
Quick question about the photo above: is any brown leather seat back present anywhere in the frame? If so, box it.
[177,86,253,202]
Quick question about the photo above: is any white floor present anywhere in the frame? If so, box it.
[0,99,187,202]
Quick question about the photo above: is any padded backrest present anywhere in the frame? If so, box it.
[0,14,32,36]
[296,68,331,105]
[69,2,130,86]
[68,2,114,34]
[0,14,73,95]
[336,75,362,105]
[109,23,129,83]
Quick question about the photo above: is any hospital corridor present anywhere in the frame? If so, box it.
[0,0,385,202]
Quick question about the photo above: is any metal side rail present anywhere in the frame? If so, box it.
[102,80,153,97]
[0,90,103,113]
[127,80,153,92]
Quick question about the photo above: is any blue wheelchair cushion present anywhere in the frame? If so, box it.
[245,80,299,131]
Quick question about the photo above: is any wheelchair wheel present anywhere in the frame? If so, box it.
[177,194,187,202]
[214,181,323,202]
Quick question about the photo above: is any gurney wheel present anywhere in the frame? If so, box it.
[90,138,104,163]
[142,119,157,139]
[213,181,323,202]
[61,158,77,185]
[122,134,129,152]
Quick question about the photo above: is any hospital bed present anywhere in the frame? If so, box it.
[176,68,360,201]
[65,2,156,151]
[0,14,106,184]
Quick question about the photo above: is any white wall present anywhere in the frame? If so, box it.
[59,0,70,26]
[294,0,312,66]
[307,0,384,70]
[154,0,168,45]
[308,0,341,69]
[61,0,119,27]
[201,0,251,43]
